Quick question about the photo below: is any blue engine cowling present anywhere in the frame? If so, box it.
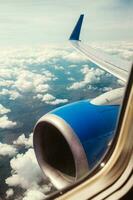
[33,100,119,189]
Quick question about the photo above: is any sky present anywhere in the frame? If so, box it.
[0,0,133,46]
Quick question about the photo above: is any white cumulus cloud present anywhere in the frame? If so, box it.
[13,133,33,148]
[47,98,68,105]
[35,84,50,93]
[0,89,21,100]
[0,143,17,158]
[0,80,14,87]
[12,69,53,95]
[67,66,105,90]
[5,148,45,189]
[6,188,14,199]
[5,148,53,200]
[42,94,55,102]
[23,188,46,200]
[0,115,17,129]
[35,93,68,105]
[0,104,11,115]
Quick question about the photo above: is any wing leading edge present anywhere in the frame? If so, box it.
[69,15,131,83]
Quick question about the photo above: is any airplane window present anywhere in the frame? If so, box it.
[0,1,133,200]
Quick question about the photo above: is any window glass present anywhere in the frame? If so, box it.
[0,1,132,199]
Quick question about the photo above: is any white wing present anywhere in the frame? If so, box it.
[69,15,132,83]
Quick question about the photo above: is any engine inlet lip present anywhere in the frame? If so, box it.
[33,113,89,189]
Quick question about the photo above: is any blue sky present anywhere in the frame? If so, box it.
[0,0,133,46]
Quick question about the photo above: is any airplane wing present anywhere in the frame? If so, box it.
[69,15,132,83]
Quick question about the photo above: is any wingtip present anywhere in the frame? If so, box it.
[69,14,84,41]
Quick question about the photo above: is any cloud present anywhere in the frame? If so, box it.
[90,41,133,62]
[0,89,21,100]
[1,43,132,199]
[0,69,52,99]
[6,188,14,199]
[23,184,52,200]
[51,65,64,70]
[34,94,43,100]
[68,77,75,81]
[5,149,44,189]
[42,94,55,102]
[47,98,68,105]
[13,133,33,148]
[0,102,15,130]
[0,80,14,87]
[0,46,68,72]
[0,46,50,62]
[5,148,53,200]
[34,93,55,102]
[9,91,21,100]
[64,51,87,62]
[101,87,112,92]
[67,81,86,90]
[0,143,17,158]
[23,188,46,200]
[69,64,77,68]
[35,93,68,105]
[0,47,60,100]
[1,43,131,102]
[0,69,14,79]
[120,50,133,62]
[13,69,54,95]
[117,79,125,86]
[41,70,55,80]
[5,131,53,199]
[35,84,50,93]
[0,115,17,129]
[0,104,11,115]
[67,66,105,90]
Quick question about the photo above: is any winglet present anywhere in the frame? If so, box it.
[69,15,84,41]
[69,14,84,41]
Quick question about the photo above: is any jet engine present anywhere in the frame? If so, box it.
[33,100,119,189]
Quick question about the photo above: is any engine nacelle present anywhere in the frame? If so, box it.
[33,101,119,189]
